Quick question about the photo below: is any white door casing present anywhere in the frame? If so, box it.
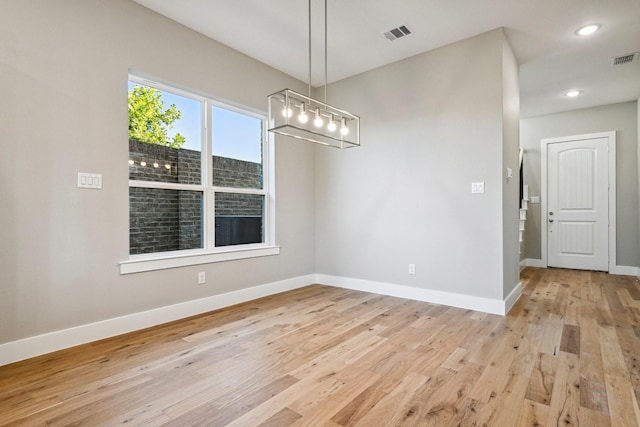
[541,131,616,272]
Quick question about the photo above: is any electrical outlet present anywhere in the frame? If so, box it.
[198,272,206,285]
[409,264,416,275]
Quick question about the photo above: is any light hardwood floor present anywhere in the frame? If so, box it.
[1,267,639,426]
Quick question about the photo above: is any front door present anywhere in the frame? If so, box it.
[547,137,609,271]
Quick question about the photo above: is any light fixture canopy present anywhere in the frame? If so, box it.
[576,24,600,36]
[267,0,360,149]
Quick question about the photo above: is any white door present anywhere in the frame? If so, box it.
[547,137,609,271]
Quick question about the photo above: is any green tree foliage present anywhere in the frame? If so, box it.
[128,85,186,148]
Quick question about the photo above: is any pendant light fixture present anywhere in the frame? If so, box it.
[267,0,360,149]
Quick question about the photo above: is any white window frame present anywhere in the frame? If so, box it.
[120,75,278,274]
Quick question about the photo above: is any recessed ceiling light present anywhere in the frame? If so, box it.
[565,90,581,97]
[576,24,600,36]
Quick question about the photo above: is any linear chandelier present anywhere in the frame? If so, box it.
[267,0,360,149]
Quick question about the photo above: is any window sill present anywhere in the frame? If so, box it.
[119,246,280,274]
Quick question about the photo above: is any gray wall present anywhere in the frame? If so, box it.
[501,37,521,298]
[0,0,316,343]
[520,101,639,266]
[316,29,520,301]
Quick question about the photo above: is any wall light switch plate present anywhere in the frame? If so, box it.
[409,264,416,275]
[77,172,102,189]
[531,196,540,203]
[471,182,485,194]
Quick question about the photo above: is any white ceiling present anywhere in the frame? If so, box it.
[132,0,640,118]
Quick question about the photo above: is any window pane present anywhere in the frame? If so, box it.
[215,193,264,247]
[130,188,203,255]
[128,82,202,184]
[212,106,263,189]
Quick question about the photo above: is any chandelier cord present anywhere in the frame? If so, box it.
[308,0,312,98]
[324,0,327,103]
[266,0,359,149]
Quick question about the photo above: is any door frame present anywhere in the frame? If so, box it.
[540,131,616,272]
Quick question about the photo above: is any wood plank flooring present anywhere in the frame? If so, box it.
[1,267,640,426]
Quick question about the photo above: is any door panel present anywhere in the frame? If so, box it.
[547,138,608,271]
[558,222,594,255]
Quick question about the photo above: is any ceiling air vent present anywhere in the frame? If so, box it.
[611,52,639,67]
[383,25,412,41]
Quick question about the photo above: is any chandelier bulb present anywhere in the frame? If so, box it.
[282,106,293,118]
[314,109,324,128]
[298,103,308,123]
[327,114,337,132]
[340,117,349,136]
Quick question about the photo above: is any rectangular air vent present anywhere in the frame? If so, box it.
[384,25,412,41]
[611,52,639,66]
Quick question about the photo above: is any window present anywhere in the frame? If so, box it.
[121,75,277,274]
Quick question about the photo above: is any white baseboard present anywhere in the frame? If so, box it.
[0,272,532,367]
[519,259,526,271]
[316,274,517,316]
[524,258,545,268]
[610,265,639,276]
[523,259,638,276]
[504,282,522,314]
[0,275,315,367]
